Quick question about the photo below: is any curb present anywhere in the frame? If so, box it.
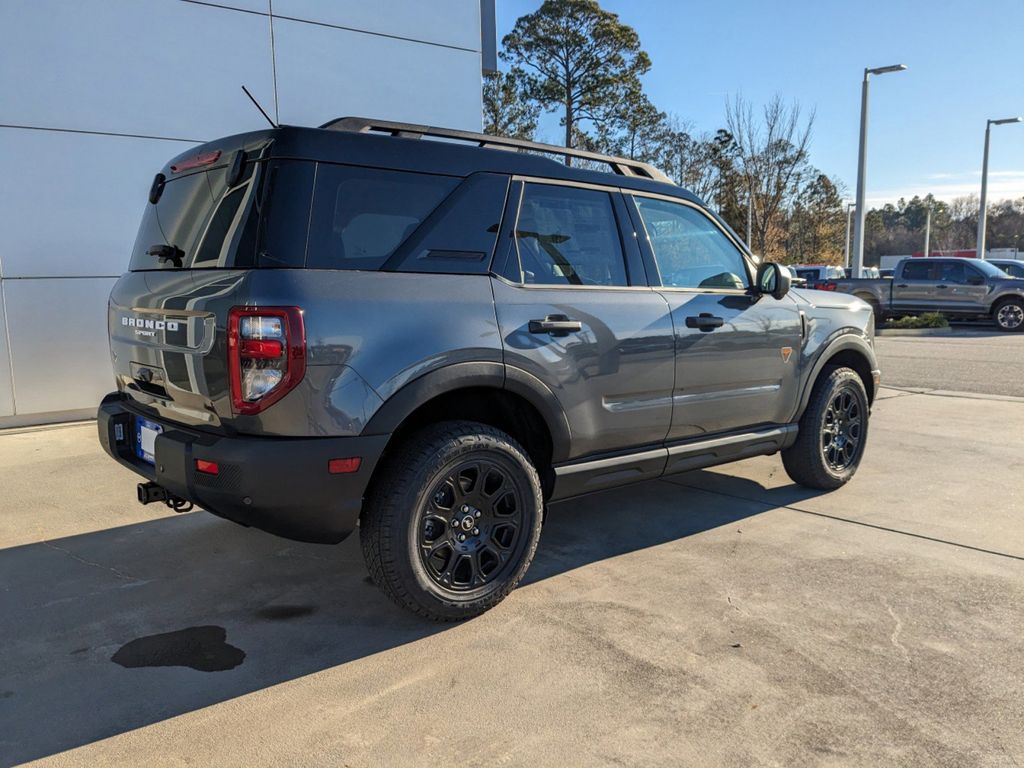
[880,386,1024,404]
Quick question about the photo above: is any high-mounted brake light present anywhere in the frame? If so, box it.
[170,150,222,174]
[228,307,306,415]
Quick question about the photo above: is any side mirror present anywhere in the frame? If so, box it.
[755,262,791,301]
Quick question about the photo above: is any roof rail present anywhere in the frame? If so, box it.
[319,116,673,184]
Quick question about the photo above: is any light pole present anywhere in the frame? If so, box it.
[843,202,855,269]
[923,205,931,259]
[976,116,1022,259]
[851,64,907,279]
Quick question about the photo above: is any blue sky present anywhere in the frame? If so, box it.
[496,0,1024,207]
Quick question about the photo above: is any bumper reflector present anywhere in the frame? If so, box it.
[195,459,220,475]
[328,457,362,475]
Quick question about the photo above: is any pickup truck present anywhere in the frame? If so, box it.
[826,257,1024,331]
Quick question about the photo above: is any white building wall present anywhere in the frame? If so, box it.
[0,0,486,426]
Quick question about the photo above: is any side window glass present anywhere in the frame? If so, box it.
[940,262,967,283]
[633,197,749,290]
[902,261,931,280]
[515,184,628,286]
[307,164,459,270]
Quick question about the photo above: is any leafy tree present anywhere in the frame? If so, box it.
[595,81,667,163]
[482,69,540,140]
[502,0,651,160]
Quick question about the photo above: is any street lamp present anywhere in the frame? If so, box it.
[851,64,908,279]
[976,116,1023,259]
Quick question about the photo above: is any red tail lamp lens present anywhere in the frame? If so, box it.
[228,307,306,416]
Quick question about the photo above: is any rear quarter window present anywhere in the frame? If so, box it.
[306,164,460,270]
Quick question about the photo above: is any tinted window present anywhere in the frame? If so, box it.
[1002,262,1024,278]
[634,197,748,289]
[129,171,217,270]
[901,261,933,280]
[389,173,510,274]
[129,157,311,271]
[514,184,627,286]
[307,164,459,270]
[939,261,967,283]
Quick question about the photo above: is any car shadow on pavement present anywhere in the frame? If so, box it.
[0,472,784,765]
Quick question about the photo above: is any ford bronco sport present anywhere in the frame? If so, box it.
[98,118,880,620]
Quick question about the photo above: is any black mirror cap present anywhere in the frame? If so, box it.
[756,262,791,301]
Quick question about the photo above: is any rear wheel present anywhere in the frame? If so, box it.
[782,366,869,490]
[993,297,1024,332]
[360,421,543,621]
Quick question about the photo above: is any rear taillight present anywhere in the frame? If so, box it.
[228,307,306,415]
[816,281,839,291]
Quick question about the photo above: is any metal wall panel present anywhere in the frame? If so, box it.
[273,0,481,51]
[0,128,197,279]
[0,0,276,139]
[274,17,483,131]
[0,286,13,417]
[4,277,117,414]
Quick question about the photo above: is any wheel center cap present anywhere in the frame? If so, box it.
[460,515,476,532]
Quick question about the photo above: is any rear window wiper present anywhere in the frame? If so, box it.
[146,244,184,267]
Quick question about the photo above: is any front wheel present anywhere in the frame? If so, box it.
[360,421,543,621]
[782,366,870,490]
[993,297,1024,332]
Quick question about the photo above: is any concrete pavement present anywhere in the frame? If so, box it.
[1,387,1022,767]
[874,331,1024,398]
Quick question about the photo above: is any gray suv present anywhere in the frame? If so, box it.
[98,118,880,620]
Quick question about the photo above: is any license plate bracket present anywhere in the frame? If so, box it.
[135,417,163,464]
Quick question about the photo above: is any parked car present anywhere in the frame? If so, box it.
[794,264,846,287]
[828,257,1024,331]
[989,259,1024,279]
[843,266,880,279]
[97,118,880,620]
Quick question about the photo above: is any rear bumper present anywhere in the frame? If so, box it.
[97,393,388,544]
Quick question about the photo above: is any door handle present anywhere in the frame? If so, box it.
[937,284,949,289]
[685,313,725,332]
[528,314,582,336]
[896,283,909,288]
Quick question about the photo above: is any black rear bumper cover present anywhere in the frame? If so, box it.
[97,393,388,544]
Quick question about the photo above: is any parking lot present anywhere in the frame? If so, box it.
[2,375,1023,765]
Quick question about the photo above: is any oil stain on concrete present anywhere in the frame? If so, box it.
[111,626,245,672]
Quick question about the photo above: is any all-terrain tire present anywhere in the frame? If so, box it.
[993,296,1024,332]
[360,421,543,621]
[782,366,869,490]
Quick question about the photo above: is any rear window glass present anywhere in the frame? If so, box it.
[129,159,312,271]
[306,164,459,270]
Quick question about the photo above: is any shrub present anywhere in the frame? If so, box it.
[885,312,949,329]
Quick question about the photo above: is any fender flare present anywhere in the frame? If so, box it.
[795,332,878,417]
[361,362,573,462]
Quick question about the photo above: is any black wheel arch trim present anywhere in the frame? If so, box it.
[360,362,573,463]
[796,331,878,419]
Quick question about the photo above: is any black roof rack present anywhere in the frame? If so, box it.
[320,116,673,184]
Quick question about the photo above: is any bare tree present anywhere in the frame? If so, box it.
[726,94,815,258]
